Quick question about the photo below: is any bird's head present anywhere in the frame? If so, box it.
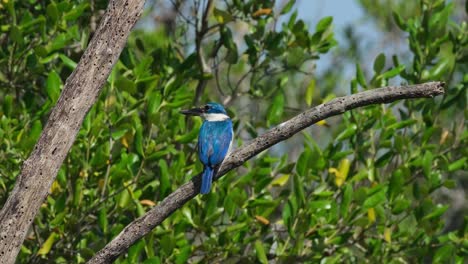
[180,102,230,121]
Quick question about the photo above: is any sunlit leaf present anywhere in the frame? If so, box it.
[384,227,391,243]
[373,53,386,73]
[271,174,290,187]
[254,240,268,264]
[46,70,62,102]
[305,78,315,106]
[281,0,296,15]
[213,8,233,24]
[37,232,59,255]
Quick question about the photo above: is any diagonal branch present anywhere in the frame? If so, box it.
[0,0,145,263]
[87,81,445,263]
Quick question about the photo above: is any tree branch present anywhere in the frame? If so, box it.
[87,81,445,263]
[0,0,145,263]
[193,0,215,105]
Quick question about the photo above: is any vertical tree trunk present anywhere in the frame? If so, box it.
[0,0,145,263]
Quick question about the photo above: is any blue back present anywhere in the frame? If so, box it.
[198,119,233,167]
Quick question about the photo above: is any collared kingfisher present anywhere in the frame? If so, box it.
[181,102,233,194]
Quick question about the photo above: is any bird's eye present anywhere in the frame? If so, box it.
[204,105,210,110]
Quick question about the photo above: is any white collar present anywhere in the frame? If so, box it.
[203,113,230,121]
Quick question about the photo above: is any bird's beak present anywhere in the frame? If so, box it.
[180,107,205,116]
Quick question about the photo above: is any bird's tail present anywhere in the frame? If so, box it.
[200,166,214,194]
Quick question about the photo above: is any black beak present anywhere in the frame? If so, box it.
[180,107,205,116]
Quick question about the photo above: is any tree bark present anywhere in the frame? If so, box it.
[87,81,445,263]
[0,0,145,263]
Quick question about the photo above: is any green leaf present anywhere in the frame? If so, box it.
[443,179,456,189]
[20,245,32,255]
[176,119,201,143]
[341,183,353,217]
[58,54,77,69]
[278,76,288,89]
[46,70,62,102]
[223,193,236,217]
[293,172,305,206]
[380,65,405,79]
[448,157,466,172]
[355,63,367,88]
[10,26,24,45]
[305,78,315,106]
[46,2,59,24]
[387,119,417,130]
[159,159,171,196]
[388,169,404,201]
[423,205,449,220]
[267,93,284,125]
[221,27,238,64]
[111,129,128,140]
[316,16,333,33]
[373,53,386,74]
[3,94,13,116]
[98,208,108,234]
[25,119,43,148]
[47,33,72,52]
[37,232,59,255]
[128,240,145,263]
[280,0,296,15]
[254,240,268,264]
[64,3,89,21]
[147,91,162,118]
[213,8,233,24]
[117,76,137,94]
[335,124,357,141]
[422,151,433,178]
[310,200,332,210]
[425,57,454,80]
[391,198,410,214]
[296,147,311,176]
[350,79,358,94]
[73,178,84,207]
[392,11,406,31]
[363,186,386,209]
[142,257,161,264]
[175,245,191,264]
[428,3,452,36]
[375,151,393,167]
[133,116,144,157]
[118,188,130,208]
[434,244,455,263]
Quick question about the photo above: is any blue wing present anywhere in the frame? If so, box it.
[198,120,233,167]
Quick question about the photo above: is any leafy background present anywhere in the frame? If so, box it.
[0,0,466,263]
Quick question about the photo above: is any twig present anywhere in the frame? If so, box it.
[193,0,214,105]
[87,81,445,263]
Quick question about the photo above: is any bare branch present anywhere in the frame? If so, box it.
[193,0,215,105]
[0,0,145,263]
[87,81,445,263]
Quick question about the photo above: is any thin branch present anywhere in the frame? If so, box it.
[193,0,215,105]
[169,0,195,26]
[87,81,445,263]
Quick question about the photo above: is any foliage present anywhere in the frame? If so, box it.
[0,0,466,263]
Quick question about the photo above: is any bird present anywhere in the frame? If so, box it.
[180,102,233,194]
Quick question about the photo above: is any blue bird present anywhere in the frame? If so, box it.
[181,102,233,194]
